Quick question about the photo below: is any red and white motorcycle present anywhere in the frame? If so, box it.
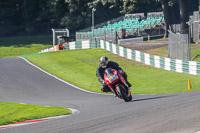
[104,68,132,102]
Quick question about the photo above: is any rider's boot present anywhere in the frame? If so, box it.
[127,82,132,87]
[111,89,117,97]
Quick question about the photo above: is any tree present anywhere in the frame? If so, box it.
[0,0,192,38]
[60,0,93,31]
[179,0,189,34]
[160,0,170,37]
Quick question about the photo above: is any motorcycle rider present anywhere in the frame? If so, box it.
[96,56,132,93]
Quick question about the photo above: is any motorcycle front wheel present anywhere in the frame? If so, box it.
[116,85,130,102]
[128,94,132,101]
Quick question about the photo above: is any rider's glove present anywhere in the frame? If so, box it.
[118,70,125,75]
[98,77,104,84]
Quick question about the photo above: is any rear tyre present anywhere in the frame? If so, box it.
[116,86,129,102]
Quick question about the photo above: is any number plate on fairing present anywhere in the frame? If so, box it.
[108,72,118,83]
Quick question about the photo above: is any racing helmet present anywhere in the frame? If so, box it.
[105,68,114,76]
[99,56,108,68]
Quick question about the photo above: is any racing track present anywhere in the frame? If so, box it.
[1,57,200,133]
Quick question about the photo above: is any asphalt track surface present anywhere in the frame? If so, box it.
[1,57,200,133]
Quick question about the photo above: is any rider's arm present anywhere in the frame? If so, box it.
[96,65,104,83]
[96,65,101,77]
[110,61,125,75]
[110,61,123,71]
[98,77,104,84]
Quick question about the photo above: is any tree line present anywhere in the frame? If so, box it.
[0,0,198,38]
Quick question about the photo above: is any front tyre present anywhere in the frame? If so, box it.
[116,85,129,102]
[128,94,132,101]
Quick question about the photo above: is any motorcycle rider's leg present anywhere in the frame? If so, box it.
[127,80,132,87]
[101,84,111,92]
[101,84,117,97]
[122,73,132,87]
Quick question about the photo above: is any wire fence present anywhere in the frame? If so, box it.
[168,31,190,61]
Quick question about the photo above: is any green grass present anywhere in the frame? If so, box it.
[0,44,52,58]
[190,43,200,61]
[0,35,52,46]
[0,35,52,58]
[26,49,200,94]
[0,102,71,126]
[142,46,168,57]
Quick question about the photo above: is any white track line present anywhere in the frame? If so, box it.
[19,57,109,95]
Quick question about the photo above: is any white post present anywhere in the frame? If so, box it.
[52,28,56,51]
[92,8,96,37]
[66,28,69,37]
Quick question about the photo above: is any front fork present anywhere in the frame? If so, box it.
[120,75,131,91]
[109,85,117,97]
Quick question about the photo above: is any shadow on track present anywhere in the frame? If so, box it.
[130,95,176,102]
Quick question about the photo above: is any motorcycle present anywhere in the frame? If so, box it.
[104,68,132,102]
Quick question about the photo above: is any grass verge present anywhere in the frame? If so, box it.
[26,49,200,94]
[0,102,71,126]
[0,35,52,58]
